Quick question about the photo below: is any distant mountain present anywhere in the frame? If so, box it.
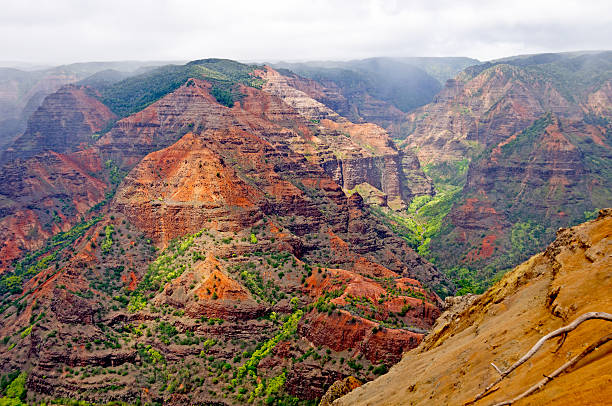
[392,51,612,289]
[0,61,175,150]
[388,56,480,84]
[0,58,448,405]
[271,57,478,135]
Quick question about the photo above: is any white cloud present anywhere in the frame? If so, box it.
[0,0,610,64]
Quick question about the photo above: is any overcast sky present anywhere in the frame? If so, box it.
[1,0,611,65]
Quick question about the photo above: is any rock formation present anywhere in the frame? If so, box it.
[335,209,612,405]
[0,59,449,405]
[400,52,612,279]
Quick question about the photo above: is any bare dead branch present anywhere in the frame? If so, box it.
[491,363,502,375]
[553,332,567,353]
[491,333,612,406]
[465,311,612,405]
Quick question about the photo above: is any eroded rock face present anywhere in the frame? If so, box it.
[113,132,267,243]
[0,148,107,271]
[95,73,433,209]
[278,67,420,134]
[434,113,612,272]
[335,209,612,406]
[0,69,89,149]
[402,64,581,165]
[2,86,115,163]
[93,75,444,289]
[0,85,115,271]
[259,68,433,206]
[111,121,448,292]
[0,62,451,405]
[400,57,612,275]
[586,79,612,115]
[301,311,424,364]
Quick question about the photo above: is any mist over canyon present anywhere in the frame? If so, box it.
[0,7,610,403]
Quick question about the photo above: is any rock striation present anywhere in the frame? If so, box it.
[401,53,612,276]
[335,209,612,405]
[2,85,115,163]
[0,59,451,405]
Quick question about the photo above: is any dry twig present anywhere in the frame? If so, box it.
[492,333,612,405]
[465,311,612,405]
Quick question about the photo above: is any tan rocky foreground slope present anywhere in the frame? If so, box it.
[335,209,612,405]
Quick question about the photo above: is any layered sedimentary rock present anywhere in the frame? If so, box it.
[402,53,612,275]
[0,85,114,271]
[402,64,581,165]
[112,131,267,243]
[0,148,107,271]
[0,59,453,405]
[108,103,447,291]
[2,85,115,162]
[259,68,433,207]
[434,112,612,272]
[336,209,612,405]
[0,68,86,149]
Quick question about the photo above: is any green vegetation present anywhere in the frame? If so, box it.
[369,157,467,278]
[0,371,26,405]
[0,157,125,304]
[100,225,115,254]
[105,159,127,188]
[19,325,32,339]
[96,59,264,118]
[236,310,303,380]
[210,86,234,108]
[227,252,292,305]
[128,230,203,312]
[500,114,552,157]
[0,215,102,298]
[372,363,388,375]
[444,266,485,295]
[383,184,462,258]
[422,158,470,186]
[509,221,545,258]
[584,208,600,221]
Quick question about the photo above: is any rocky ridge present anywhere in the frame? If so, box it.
[393,52,612,284]
[0,59,450,405]
[335,209,612,405]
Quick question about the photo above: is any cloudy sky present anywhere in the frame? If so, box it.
[1,0,611,65]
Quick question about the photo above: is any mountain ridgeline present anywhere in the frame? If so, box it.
[0,57,449,406]
[399,51,612,291]
[272,57,478,135]
[0,52,609,405]
[335,208,612,405]
[0,61,173,150]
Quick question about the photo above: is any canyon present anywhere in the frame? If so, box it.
[0,52,609,405]
[335,209,612,405]
[0,59,447,405]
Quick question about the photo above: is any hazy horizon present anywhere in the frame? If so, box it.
[1,0,611,67]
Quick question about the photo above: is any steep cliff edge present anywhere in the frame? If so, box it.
[390,52,612,289]
[0,60,434,278]
[433,112,612,274]
[335,209,612,405]
[0,85,114,271]
[401,63,582,165]
[0,60,450,405]
[258,67,433,207]
[2,85,115,162]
